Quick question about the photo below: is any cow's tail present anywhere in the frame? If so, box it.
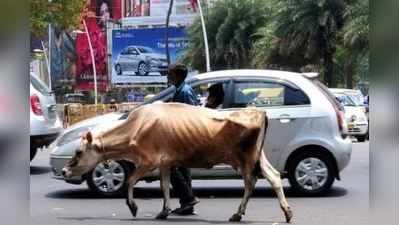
[256,110,268,157]
[253,110,280,178]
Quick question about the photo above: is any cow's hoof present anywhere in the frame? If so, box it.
[229,213,242,222]
[284,207,293,223]
[155,210,170,220]
[126,201,138,217]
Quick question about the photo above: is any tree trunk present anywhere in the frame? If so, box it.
[323,52,334,87]
[344,58,355,89]
[165,0,174,65]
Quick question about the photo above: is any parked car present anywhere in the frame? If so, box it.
[114,46,168,76]
[30,73,62,161]
[330,90,369,142]
[50,70,352,196]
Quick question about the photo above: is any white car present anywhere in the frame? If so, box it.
[114,46,168,76]
[330,89,368,142]
[50,70,352,196]
[30,73,62,161]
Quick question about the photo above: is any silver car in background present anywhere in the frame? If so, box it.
[30,73,62,161]
[114,46,168,76]
[50,70,352,196]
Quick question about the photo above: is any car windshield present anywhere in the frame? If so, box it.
[137,47,154,53]
[30,75,51,96]
[346,93,364,106]
[335,94,357,106]
[119,86,175,120]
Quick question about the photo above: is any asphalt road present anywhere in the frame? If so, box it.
[30,141,369,225]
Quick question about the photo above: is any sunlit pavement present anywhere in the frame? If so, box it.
[30,141,369,225]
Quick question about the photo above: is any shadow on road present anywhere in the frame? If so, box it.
[57,216,276,224]
[46,186,347,199]
[30,166,52,175]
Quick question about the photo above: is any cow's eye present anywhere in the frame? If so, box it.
[76,150,83,156]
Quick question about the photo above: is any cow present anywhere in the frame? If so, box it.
[62,102,293,223]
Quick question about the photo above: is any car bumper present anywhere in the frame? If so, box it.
[335,136,352,172]
[49,155,84,184]
[347,122,368,135]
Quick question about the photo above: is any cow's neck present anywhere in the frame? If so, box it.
[96,122,133,161]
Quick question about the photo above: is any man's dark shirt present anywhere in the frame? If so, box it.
[172,81,199,105]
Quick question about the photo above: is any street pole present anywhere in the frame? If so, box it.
[41,41,51,80]
[48,24,52,90]
[48,0,52,90]
[197,0,211,72]
[83,19,98,105]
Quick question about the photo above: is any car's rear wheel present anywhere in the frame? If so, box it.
[287,152,335,196]
[115,64,122,75]
[136,62,149,76]
[356,135,367,142]
[86,160,130,196]
[30,143,38,161]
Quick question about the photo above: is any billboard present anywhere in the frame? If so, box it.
[111,27,189,84]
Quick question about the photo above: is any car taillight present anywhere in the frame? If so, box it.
[30,94,43,115]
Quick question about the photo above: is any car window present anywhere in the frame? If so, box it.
[192,81,229,108]
[30,75,51,96]
[230,81,309,108]
[128,48,138,55]
[137,47,154,53]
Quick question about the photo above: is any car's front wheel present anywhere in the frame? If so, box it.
[287,152,335,196]
[86,160,130,196]
[136,62,149,76]
[115,64,122,75]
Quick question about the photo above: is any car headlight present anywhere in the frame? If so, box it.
[56,125,96,146]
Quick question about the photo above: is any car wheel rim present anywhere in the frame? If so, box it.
[92,161,125,193]
[138,63,148,75]
[295,157,328,191]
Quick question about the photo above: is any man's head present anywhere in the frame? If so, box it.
[62,132,103,178]
[167,63,188,86]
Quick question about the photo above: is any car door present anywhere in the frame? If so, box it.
[118,48,129,71]
[227,78,312,171]
[128,47,140,71]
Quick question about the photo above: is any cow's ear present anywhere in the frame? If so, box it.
[86,132,93,144]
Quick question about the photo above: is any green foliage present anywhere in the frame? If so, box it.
[30,0,87,37]
[342,0,369,54]
[183,0,271,72]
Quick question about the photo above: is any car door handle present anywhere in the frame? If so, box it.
[278,114,293,123]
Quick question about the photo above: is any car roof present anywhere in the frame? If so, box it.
[191,69,307,81]
[329,88,361,93]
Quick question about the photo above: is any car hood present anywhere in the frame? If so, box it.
[50,112,126,156]
[65,112,123,132]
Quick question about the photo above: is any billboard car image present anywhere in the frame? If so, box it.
[111,27,189,84]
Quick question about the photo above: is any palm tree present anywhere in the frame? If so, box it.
[341,0,369,88]
[183,0,270,72]
[271,0,347,87]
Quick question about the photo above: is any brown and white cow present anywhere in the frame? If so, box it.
[62,102,293,223]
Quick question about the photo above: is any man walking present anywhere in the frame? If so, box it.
[167,63,200,215]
